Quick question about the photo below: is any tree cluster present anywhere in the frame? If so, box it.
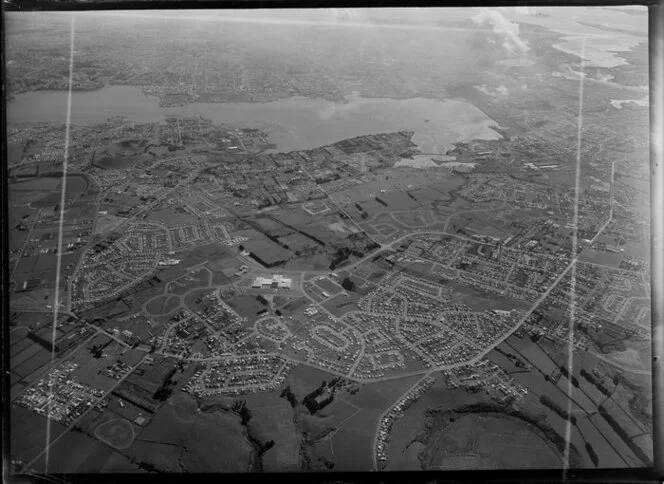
[280,386,298,408]
[341,277,356,292]
[303,381,335,414]
[585,442,599,467]
[580,368,596,385]
[152,367,178,402]
[232,399,252,426]
[559,365,580,387]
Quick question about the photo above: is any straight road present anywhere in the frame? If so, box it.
[371,371,433,470]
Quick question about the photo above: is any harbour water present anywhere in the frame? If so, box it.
[552,34,643,68]
[502,6,647,68]
[7,86,501,153]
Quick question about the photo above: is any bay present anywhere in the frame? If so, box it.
[7,86,501,153]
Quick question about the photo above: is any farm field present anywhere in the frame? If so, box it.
[423,414,562,470]
[31,430,127,473]
[128,398,253,472]
[298,396,359,439]
[10,406,67,463]
[147,207,199,225]
[330,409,377,471]
[244,391,300,471]
[285,364,338,399]
[387,381,501,470]
[328,375,424,470]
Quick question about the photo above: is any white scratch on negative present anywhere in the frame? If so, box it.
[563,35,586,478]
[44,12,76,474]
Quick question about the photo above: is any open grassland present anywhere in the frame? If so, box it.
[31,430,130,473]
[129,400,253,472]
[425,414,561,470]
[330,410,376,471]
[387,379,496,470]
[330,375,423,470]
[145,294,181,316]
[244,390,300,471]
[11,406,67,463]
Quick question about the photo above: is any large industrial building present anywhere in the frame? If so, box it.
[252,274,292,289]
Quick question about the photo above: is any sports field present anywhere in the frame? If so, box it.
[95,418,136,449]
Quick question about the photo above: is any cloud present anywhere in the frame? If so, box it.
[329,8,356,21]
[513,6,537,16]
[471,8,530,54]
[318,100,359,120]
[474,85,492,96]
[474,84,510,97]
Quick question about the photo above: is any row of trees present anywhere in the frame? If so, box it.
[231,399,252,426]
[329,247,364,270]
[539,395,577,425]
[152,367,178,401]
[303,385,334,415]
[585,442,599,467]
[580,368,596,385]
[355,203,369,219]
[341,277,356,292]
[281,379,343,412]
[455,402,584,468]
[598,405,652,466]
[581,369,619,397]
[558,365,580,387]
[580,368,612,397]
[280,386,297,408]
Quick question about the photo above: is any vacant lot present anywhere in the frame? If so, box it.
[226,294,268,323]
[167,268,211,295]
[314,277,343,296]
[95,153,151,170]
[147,207,198,226]
[322,293,361,317]
[145,294,181,316]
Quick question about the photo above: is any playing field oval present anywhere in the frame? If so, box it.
[95,418,136,450]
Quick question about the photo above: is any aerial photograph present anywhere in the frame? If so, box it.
[6,6,653,475]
